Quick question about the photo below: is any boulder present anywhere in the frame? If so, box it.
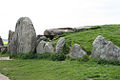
[56,37,65,53]
[92,35,120,61]
[36,35,47,46]
[44,42,54,53]
[0,36,3,46]
[69,44,87,58]
[36,41,54,54]
[8,17,36,55]
[36,40,46,54]
[44,28,74,39]
[8,30,14,44]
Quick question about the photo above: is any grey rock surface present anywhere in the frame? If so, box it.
[44,42,54,53]
[36,40,46,54]
[92,35,120,60]
[44,28,73,36]
[69,44,87,58]
[8,17,36,55]
[56,37,65,53]
[8,30,14,44]
[36,36,47,46]
[0,36,3,46]
[36,41,54,54]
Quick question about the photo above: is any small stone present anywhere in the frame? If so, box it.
[69,44,87,58]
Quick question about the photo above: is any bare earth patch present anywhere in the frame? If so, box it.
[0,57,12,60]
[0,73,10,80]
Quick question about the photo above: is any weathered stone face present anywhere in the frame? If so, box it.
[92,35,120,61]
[56,37,65,53]
[8,17,36,55]
[69,44,87,58]
[0,36,3,46]
[44,28,74,40]
[44,42,54,53]
[36,36,47,47]
[8,30,14,44]
[36,41,54,54]
[36,40,46,54]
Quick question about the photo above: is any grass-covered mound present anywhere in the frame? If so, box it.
[53,24,120,53]
[1,24,120,80]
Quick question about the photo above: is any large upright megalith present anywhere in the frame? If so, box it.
[0,36,3,46]
[8,30,14,44]
[8,17,36,55]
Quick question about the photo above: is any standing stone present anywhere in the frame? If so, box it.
[44,42,54,53]
[8,30,14,44]
[8,17,36,55]
[92,35,120,61]
[0,36,3,46]
[56,37,65,53]
[36,40,46,54]
[69,44,87,58]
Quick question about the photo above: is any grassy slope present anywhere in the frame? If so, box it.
[53,25,120,53]
[0,60,120,80]
[0,25,120,80]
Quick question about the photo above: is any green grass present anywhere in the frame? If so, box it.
[52,24,120,53]
[0,60,120,80]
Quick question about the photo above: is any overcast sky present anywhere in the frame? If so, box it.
[0,0,120,39]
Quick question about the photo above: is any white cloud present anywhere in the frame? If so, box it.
[0,0,120,39]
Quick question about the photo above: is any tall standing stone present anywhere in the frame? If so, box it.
[56,37,65,53]
[8,17,36,55]
[0,36,3,46]
[8,30,14,44]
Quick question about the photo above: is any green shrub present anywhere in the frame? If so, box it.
[77,55,89,62]
[91,58,120,65]
[66,55,76,61]
[51,53,66,61]
[35,53,51,60]
[10,54,17,59]
[80,55,89,62]
[0,52,10,57]
[10,52,52,60]
[17,53,35,59]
